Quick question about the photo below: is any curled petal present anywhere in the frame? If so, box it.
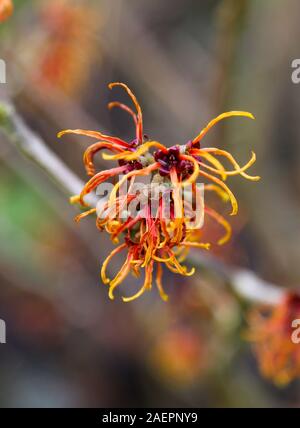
[58,128,130,148]
[167,250,195,276]
[101,243,127,284]
[196,151,259,180]
[108,101,138,126]
[80,165,128,206]
[108,252,133,299]
[192,111,255,145]
[122,261,154,302]
[83,141,125,176]
[199,169,238,216]
[156,263,169,302]
[193,148,260,181]
[102,141,168,161]
[109,82,143,144]
[75,208,96,223]
[181,242,211,250]
[204,184,230,202]
[105,220,122,235]
[198,152,226,181]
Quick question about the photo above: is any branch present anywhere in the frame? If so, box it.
[0,102,285,305]
[0,102,97,207]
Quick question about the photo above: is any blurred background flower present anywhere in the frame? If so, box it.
[0,0,13,23]
[247,293,300,386]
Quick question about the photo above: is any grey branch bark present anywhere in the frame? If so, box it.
[0,102,285,306]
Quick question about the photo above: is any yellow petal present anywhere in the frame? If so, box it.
[122,262,154,302]
[199,152,226,181]
[155,263,169,302]
[101,243,127,285]
[199,169,238,216]
[179,155,200,187]
[192,111,255,144]
[197,148,260,181]
[205,206,232,245]
[102,141,167,161]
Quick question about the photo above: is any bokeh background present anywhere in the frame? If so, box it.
[0,0,300,407]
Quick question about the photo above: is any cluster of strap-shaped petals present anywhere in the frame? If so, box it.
[58,82,260,302]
